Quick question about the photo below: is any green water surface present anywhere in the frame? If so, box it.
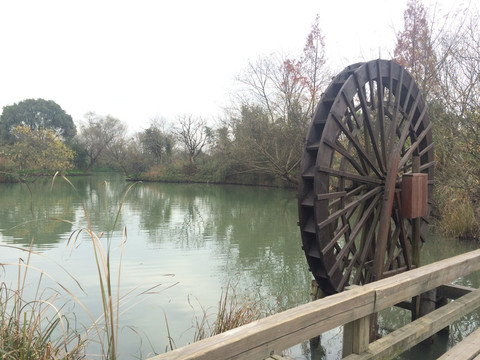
[0,174,477,359]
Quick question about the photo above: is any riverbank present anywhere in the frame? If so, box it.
[0,169,91,183]
[129,163,296,189]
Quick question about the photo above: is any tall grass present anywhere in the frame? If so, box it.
[0,241,84,359]
[56,173,140,359]
[191,282,263,342]
[434,185,478,238]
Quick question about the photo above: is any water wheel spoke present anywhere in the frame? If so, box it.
[398,85,422,150]
[322,223,349,255]
[331,112,382,178]
[327,230,359,277]
[337,193,382,287]
[317,166,383,186]
[323,138,367,176]
[398,219,413,269]
[353,196,382,284]
[390,64,404,140]
[342,91,363,129]
[338,250,361,290]
[317,186,383,231]
[386,61,395,113]
[367,66,376,110]
[329,185,366,209]
[317,191,347,201]
[375,63,388,166]
[354,73,386,174]
[350,193,382,243]
[398,118,432,170]
[413,105,428,133]
[385,246,405,274]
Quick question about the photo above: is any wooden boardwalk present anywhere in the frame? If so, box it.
[438,327,480,359]
[149,249,480,360]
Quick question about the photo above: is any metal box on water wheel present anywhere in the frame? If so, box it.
[401,173,428,219]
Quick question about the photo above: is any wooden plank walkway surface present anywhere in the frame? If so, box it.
[438,327,480,360]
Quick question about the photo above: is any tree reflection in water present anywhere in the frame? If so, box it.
[0,175,479,359]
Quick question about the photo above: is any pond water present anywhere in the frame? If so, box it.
[0,173,478,359]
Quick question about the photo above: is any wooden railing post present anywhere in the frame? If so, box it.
[342,285,370,357]
[310,280,326,358]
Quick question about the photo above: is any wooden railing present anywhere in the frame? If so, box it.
[148,249,480,360]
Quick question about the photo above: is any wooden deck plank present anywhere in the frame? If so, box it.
[438,327,480,360]
[344,288,480,360]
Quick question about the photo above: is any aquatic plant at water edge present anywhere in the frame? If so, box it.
[0,242,85,359]
[190,282,263,342]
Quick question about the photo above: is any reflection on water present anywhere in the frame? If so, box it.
[0,174,479,359]
[0,174,311,358]
[0,180,75,247]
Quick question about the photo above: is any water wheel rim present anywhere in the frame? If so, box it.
[298,59,434,295]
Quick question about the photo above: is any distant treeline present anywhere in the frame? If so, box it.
[1,1,480,237]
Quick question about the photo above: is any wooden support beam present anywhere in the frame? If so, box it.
[343,288,480,360]
[420,289,437,318]
[343,315,370,356]
[310,280,326,354]
[353,316,370,354]
[343,286,370,357]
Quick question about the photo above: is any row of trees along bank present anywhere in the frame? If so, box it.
[1,0,480,238]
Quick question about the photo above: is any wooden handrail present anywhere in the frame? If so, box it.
[148,249,480,360]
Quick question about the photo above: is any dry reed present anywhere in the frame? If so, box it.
[191,282,263,342]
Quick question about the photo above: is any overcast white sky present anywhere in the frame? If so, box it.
[0,0,463,133]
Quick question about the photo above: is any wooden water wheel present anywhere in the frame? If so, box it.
[298,59,434,295]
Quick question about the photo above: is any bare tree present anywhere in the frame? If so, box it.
[436,11,480,184]
[231,15,329,184]
[437,13,480,117]
[78,112,127,171]
[173,115,211,165]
